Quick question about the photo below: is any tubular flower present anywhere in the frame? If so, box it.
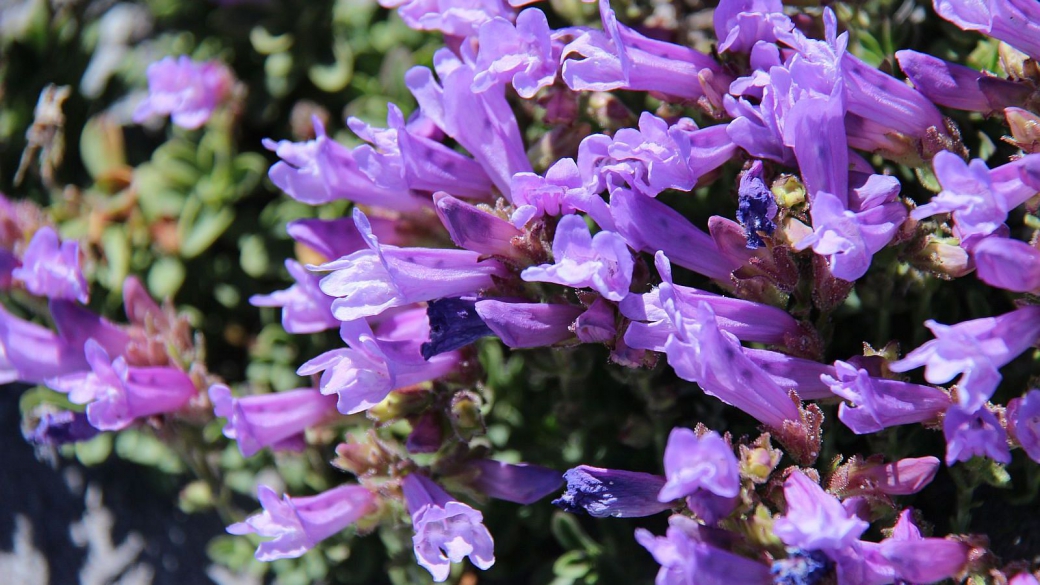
[228,484,377,561]
[401,473,495,582]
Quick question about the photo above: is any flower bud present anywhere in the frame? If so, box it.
[907,234,973,280]
[739,434,782,484]
[1006,107,1040,154]
[449,390,486,442]
[999,42,1033,81]
[332,433,397,478]
[366,390,430,423]
[771,174,806,209]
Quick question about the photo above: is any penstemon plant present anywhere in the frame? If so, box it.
[5,0,1040,583]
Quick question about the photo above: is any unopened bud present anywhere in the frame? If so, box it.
[909,234,973,279]
[739,434,782,484]
[999,42,1033,80]
[1005,107,1040,154]
[366,389,430,423]
[333,433,396,478]
[771,174,806,209]
[449,390,485,442]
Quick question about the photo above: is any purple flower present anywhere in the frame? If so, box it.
[774,471,868,553]
[654,294,802,429]
[727,9,849,183]
[133,56,232,129]
[841,52,946,140]
[0,300,129,385]
[1011,574,1040,585]
[714,0,790,54]
[847,171,902,211]
[286,216,405,261]
[227,484,376,561]
[0,305,83,384]
[875,509,970,583]
[843,456,940,497]
[250,260,338,334]
[315,209,504,322]
[621,253,800,349]
[744,349,838,401]
[401,473,495,582]
[510,158,615,230]
[659,428,739,524]
[380,0,512,38]
[784,85,850,205]
[474,300,582,348]
[298,316,460,415]
[973,236,1040,293]
[561,0,729,106]
[934,0,1040,60]
[468,459,563,504]
[896,49,1032,113]
[736,161,778,249]
[635,515,772,585]
[406,48,532,199]
[209,384,339,458]
[554,465,670,518]
[349,105,495,201]
[264,118,430,211]
[421,297,493,359]
[573,297,616,344]
[577,115,673,197]
[11,227,89,303]
[793,190,907,282]
[823,360,951,434]
[944,405,1011,465]
[911,152,1040,245]
[578,113,735,199]
[520,214,633,301]
[27,410,100,446]
[1008,389,1040,463]
[610,188,743,282]
[889,305,1040,413]
[473,9,557,98]
[47,339,196,431]
[433,193,524,259]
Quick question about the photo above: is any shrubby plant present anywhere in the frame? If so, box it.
[4,0,1040,583]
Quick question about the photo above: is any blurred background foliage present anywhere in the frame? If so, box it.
[3,0,1040,583]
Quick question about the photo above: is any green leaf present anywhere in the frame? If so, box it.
[553,550,592,580]
[239,234,269,278]
[977,130,996,161]
[853,31,885,67]
[968,457,1012,489]
[114,429,184,473]
[207,535,262,572]
[80,114,126,180]
[250,26,294,55]
[178,480,215,513]
[19,386,76,414]
[148,256,186,299]
[914,165,942,193]
[309,38,354,92]
[75,433,113,466]
[180,207,235,258]
[99,225,130,291]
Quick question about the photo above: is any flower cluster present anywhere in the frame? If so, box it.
[7,0,1040,582]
